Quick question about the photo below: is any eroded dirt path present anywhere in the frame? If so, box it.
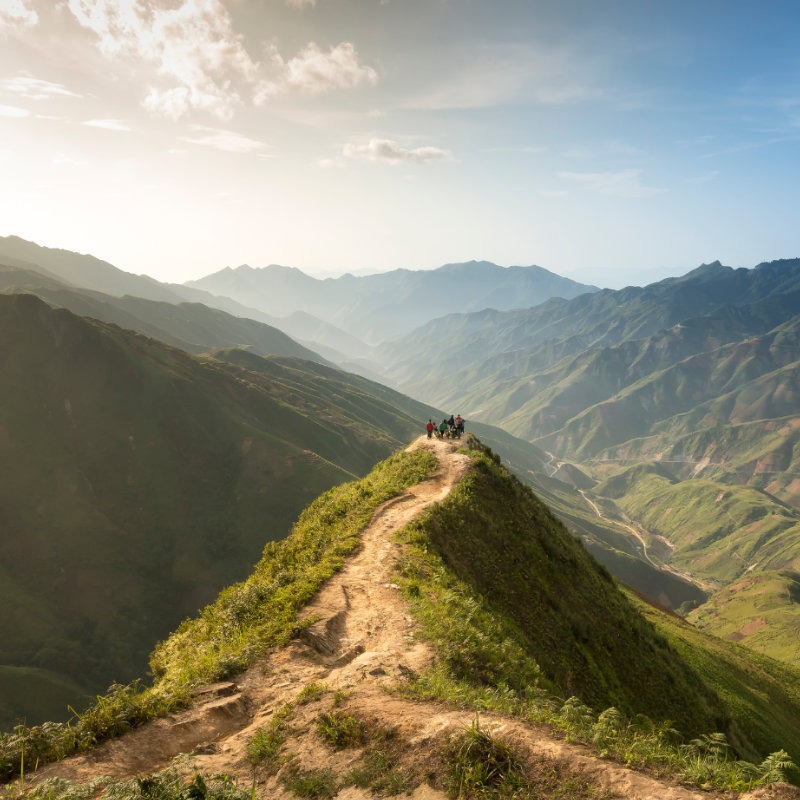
[25,436,790,800]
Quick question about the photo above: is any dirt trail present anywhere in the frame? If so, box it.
[26,437,794,800]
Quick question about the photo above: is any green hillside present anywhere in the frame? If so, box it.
[595,466,800,583]
[0,294,422,729]
[375,260,800,406]
[688,570,800,664]
[599,416,800,510]
[396,441,800,765]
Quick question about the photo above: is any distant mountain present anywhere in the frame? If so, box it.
[375,260,800,406]
[370,259,800,663]
[0,235,186,304]
[0,237,355,359]
[187,260,599,342]
[0,293,428,728]
[0,262,329,364]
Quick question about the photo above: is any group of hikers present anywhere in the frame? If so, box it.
[426,414,465,439]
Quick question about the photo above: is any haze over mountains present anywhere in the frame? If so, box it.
[2,234,800,739]
[187,259,598,344]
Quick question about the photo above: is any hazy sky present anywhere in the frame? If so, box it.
[2,1,799,287]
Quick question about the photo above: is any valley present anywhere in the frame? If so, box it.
[2,236,800,795]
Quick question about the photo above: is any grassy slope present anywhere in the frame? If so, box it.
[688,571,800,664]
[597,415,800,503]
[408,445,723,727]
[636,591,800,763]
[0,448,438,780]
[401,441,800,765]
[4,437,799,785]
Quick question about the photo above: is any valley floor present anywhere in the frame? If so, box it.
[18,438,798,800]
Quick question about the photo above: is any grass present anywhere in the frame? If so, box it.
[394,439,800,790]
[281,767,338,799]
[441,718,614,800]
[315,712,367,750]
[1,767,252,800]
[443,718,524,798]
[345,747,410,796]
[0,448,437,782]
[245,703,294,772]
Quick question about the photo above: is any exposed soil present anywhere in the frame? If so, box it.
[23,436,800,800]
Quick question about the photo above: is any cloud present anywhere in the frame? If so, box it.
[0,0,37,29]
[343,138,451,164]
[0,104,31,117]
[557,169,662,198]
[286,0,316,6]
[0,75,82,100]
[83,118,132,131]
[181,124,268,153]
[67,0,260,120]
[277,42,378,95]
[66,2,377,118]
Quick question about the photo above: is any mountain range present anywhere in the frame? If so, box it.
[2,233,800,742]
[0,238,572,728]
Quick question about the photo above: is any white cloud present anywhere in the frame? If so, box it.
[181,124,267,153]
[343,138,451,164]
[83,118,131,131]
[65,2,376,118]
[557,169,662,198]
[0,104,30,117]
[286,0,316,6]
[0,75,82,100]
[280,42,378,94]
[0,0,37,29]
[67,0,260,120]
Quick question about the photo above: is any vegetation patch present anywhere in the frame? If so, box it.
[4,768,250,800]
[281,766,338,800]
[0,449,437,783]
[246,703,294,772]
[441,718,612,800]
[345,746,411,796]
[315,711,367,750]
[443,719,524,798]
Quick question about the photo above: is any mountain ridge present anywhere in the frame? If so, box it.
[11,437,800,799]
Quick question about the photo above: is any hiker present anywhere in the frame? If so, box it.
[447,414,455,432]
[454,414,464,437]
[438,419,447,438]
[426,419,434,439]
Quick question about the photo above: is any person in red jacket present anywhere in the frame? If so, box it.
[426,419,434,439]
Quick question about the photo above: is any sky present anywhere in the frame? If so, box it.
[2,0,800,288]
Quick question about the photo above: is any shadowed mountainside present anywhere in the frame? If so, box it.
[0,294,424,728]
